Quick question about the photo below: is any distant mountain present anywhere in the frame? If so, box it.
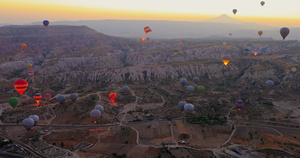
[27,15,299,40]
[200,14,245,24]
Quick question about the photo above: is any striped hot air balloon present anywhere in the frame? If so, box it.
[109,92,117,102]
[235,100,244,111]
[14,79,28,95]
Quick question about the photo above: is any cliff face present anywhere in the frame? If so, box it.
[0,25,300,93]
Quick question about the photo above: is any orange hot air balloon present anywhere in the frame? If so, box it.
[243,45,247,48]
[142,37,145,41]
[44,93,51,101]
[253,50,259,56]
[14,79,28,95]
[229,33,232,37]
[258,31,263,36]
[21,43,27,50]
[144,26,152,35]
[109,92,117,102]
[33,93,42,104]
[222,55,230,66]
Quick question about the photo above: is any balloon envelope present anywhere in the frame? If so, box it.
[291,67,297,73]
[144,26,152,34]
[142,37,145,41]
[223,42,227,47]
[90,109,101,120]
[94,105,104,113]
[260,1,265,6]
[258,31,263,36]
[57,95,66,104]
[180,78,187,86]
[44,93,51,101]
[70,93,78,102]
[197,86,205,93]
[26,63,32,69]
[28,71,34,76]
[8,97,19,108]
[232,9,237,15]
[14,79,28,95]
[21,43,27,50]
[222,55,230,66]
[43,20,49,27]
[29,115,39,126]
[33,93,42,103]
[266,80,274,88]
[22,118,34,131]
[235,100,244,110]
[178,101,187,110]
[253,50,259,56]
[122,86,130,94]
[193,77,199,84]
[186,86,194,92]
[280,27,290,40]
[109,92,117,102]
[184,104,194,113]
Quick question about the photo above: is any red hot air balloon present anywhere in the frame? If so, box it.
[144,26,152,35]
[14,79,28,95]
[179,39,182,44]
[44,93,51,102]
[109,92,117,102]
[258,31,263,37]
[33,93,42,104]
[21,43,27,50]
[28,71,34,76]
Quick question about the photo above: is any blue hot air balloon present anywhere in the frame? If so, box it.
[43,20,49,27]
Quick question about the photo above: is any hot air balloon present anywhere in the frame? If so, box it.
[179,39,182,44]
[193,77,199,84]
[70,93,77,102]
[260,47,267,53]
[29,115,39,126]
[23,118,34,131]
[19,95,28,105]
[232,9,237,15]
[57,95,66,104]
[90,109,101,123]
[43,20,49,27]
[266,80,274,88]
[244,48,251,53]
[197,86,205,93]
[223,42,227,47]
[26,63,32,69]
[13,66,18,71]
[8,97,19,108]
[144,26,152,35]
[235,100,244,111]
[9,57,12,62]
[28,71,34,76]
[21,43,27,50]
[184,104,194,113]
[178,47,181,51]
[94,105,104,113]
[33,93,42,104]
[186,86,194,93]
[44,93,51,102]
[122,86,130,95]
[178,101,187,111]
[280,27,290,40]
[222,55,230,66]
[258,31,263,37]
[14,79,28,95]
[147,37,150,41]
[142,37,145,41]
[180,78,187,86]
[109,92,117,102]
[291,67,297,73]
[253,50,259,56]
[229,33,232,37]
[260,1,265,6]
[243,44,247,48]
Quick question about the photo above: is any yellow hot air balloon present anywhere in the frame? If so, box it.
[223,42,227,47]
[26,63,32,69]
[291,67,297,73]
[142,37,145,41]
[222,55,230,66]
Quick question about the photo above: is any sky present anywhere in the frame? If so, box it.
[1,0,300,27]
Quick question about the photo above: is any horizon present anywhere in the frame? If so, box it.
[1,0,300,27]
